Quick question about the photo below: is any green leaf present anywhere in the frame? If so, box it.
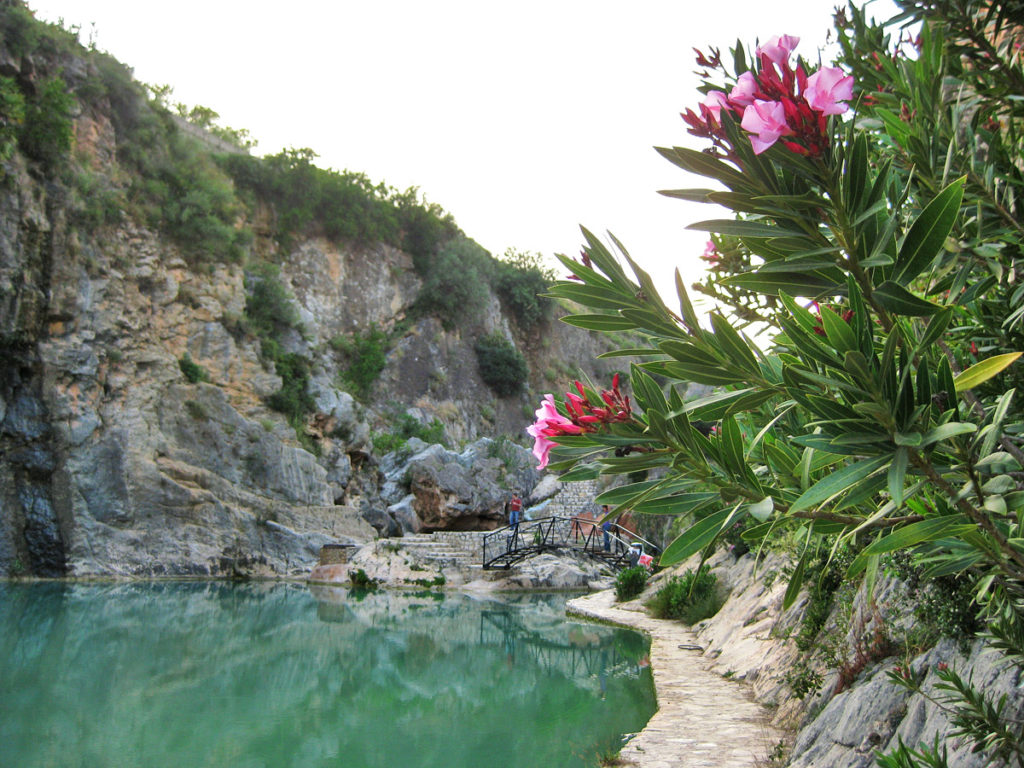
[658,188,717,202]
[631,364,669,415]
[723,271,838,296]
[687,219,807,238]
[721,416,745,477]
[557,464,601,482]
[892,177,965,286]
[560,314,637,331]
[659,507,740,567]
[595,478,689,506]
[873,281,942,316]
[862,516,975,557]
[655,146,748,189]
[789,455,891,513]
[953,353,1022,392]
[917,307,954,352]
[888,447,909,507]
[710,313,761,373]
[783,547,809,610]
[677,388,757,420]
[633,493,720,516]
[920,422,977,446]
[820,306,858,352]
[545,283,641,310]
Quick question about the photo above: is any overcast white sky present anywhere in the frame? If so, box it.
[31,0,897,300]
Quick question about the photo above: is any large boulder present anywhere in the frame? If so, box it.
[502,552,612,590]
[380,437,539,532]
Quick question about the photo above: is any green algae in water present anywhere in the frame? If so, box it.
[0,582,655,768]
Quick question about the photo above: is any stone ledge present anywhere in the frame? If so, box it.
[567,590,783,768]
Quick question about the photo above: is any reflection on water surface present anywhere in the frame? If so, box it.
[0,582,655,768]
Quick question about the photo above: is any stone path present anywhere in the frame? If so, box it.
[567,591,783,768]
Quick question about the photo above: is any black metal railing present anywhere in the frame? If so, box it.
[482,516,661,570]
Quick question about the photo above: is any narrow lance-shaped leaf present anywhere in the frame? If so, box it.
[891,177,965,286]
[847,517,976,577]
[789,455,891,514]
[953,353,1022,392]
[873,281,942,316]
[659,507,742,567]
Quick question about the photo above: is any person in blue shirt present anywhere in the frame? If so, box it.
[601,504,612,551]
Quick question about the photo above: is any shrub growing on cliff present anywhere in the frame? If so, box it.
[19,76,74,174]
[475,332,528,397]
[337,324,389,402]
[371,411,446,455]
[0,76,25,167]
[178,353,209,384]
[414,238,491,330]
[493,249,554,331]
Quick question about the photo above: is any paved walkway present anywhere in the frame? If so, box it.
[567,591,784,768]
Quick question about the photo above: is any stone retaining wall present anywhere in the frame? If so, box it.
[541,478,602,519]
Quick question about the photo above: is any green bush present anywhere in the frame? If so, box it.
[493,249,554,330]
[371,412,446,455]
[647,567,722,624]
[338,324,389,401]
[615,565,649,602]
[414,238,491,330]
[19,77,74,173]
[245,265,301,339]
[0,4,40,58]
[219,150,457,256]
[178,353,209,384]
[0,76,25,166]
[242,265,315,440]
[348,568,377,589]
[184,399,209,421]
[474,332,528,397]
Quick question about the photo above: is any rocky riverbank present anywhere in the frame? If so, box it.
[566,547,1024,768]
[568,589,783,768]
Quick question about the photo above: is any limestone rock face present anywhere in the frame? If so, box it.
[0,38,625,579]
[378,437,540,533]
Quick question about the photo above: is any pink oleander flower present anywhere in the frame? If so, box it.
[700,90,731,123]
[756,34,800,66]
[526,394,582,469]
[804,66,854,115]
[729,71,759,107]
[526,377,635,469]
[741,98,794,154]
[701,240,720,264]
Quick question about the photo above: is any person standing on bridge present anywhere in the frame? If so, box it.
[601,504,612,552]
[506,493,523,552]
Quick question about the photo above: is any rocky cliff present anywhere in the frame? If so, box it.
[0,6,624,578]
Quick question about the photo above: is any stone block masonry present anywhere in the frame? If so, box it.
[540,478,603,520]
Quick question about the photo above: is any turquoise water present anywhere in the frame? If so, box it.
[0,582,655,768]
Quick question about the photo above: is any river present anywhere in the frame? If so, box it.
[0,582,656,768]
